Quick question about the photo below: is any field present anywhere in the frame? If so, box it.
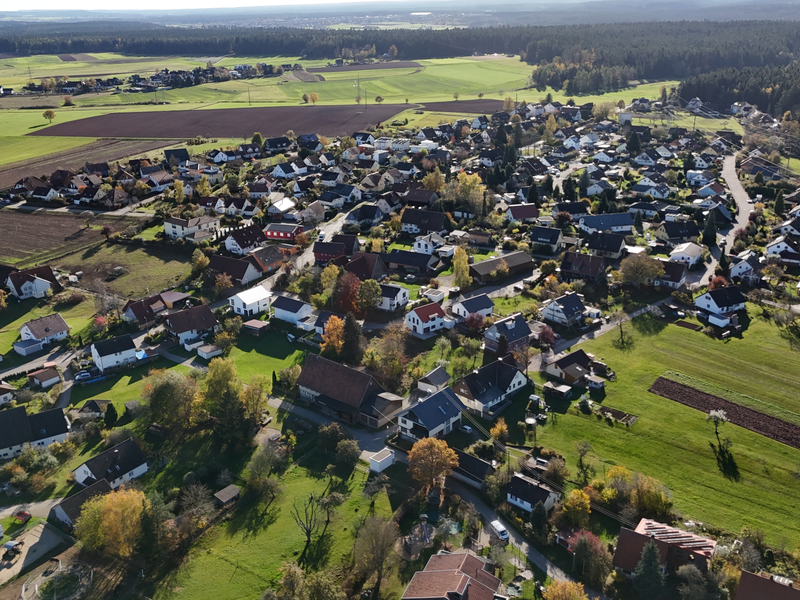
[0,136,96,166]
[0,295,96,356]
[526,309,800,544]
[0,211,138,267]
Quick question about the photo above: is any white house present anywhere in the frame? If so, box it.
[766,236,800,264]
[224,224,268,255]
[91,335,137,373]
[50,480,113,530]
[15,313,71,356]
[413,233,446,255]
[405,303,454,337]
[541,292,586,327]
[695,286,747,327]
[378,284,410,312]
[686,170,714,187]
[452,356,527,418]
[728,250,762,284]
[73,439,149,489]
[369,448,395,473]
[578,213,634,234]
[398,387,465,440]
[163,216,219,241]
[0,382,15,406]
[506,473,560,512]
[229,287,272,317]
[272,295,313,325]
[165,304,219,345]
[669,242,703,266]
[451,294,494,320]
[0,407,71,460]
[6,266,61,300]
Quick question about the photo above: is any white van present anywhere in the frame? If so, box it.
[490,519,509,542]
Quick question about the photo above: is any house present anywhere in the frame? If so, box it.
[545,349,593,385]
[613,519,717,576]
[484,313,531,354]
[735,570,800,600]
[28,367,61,389]
[586,232,626,259]
[224,224,268,256]
[121,291,189,330]
[214,484,241,507]
[686,170,714,187]
[586,180,615,196]
[776,217,800,237]
[272,162,297,179]
[695,286,747,327]
[298,354,403,427]
[346,203,384,227]
[766,236,800,265]
[299,200,326,225]
[165,304,219,344]
[50,479,113,530]
[451,448,495,489]
[559,252,605,283]
[653,260,687,289]
[385,250,438,274]
[729,250,762,284]
[73,438,149,489]
[263,223,303,241]
[76,399,110,420]
[530,226,563,254]
[15,313,71,356]
[418,366,450,395]
[401,551,501,600]
[413,233,446,255]
[467,229,492,247]
[669,242,703,266]
[398,387,465,440]
[451,294,494,320]
[268,196,297,218]
[331,234,361,257]
[479,148,503,168]
[698,181,726,197]
[0,407,70,460]
[541,292,586,327]
[653,221,700,247]
[405,303,453,337]
[6,266,61,299]
[507,473,560,512]
[401,209,447,235]
[312,242,347,265]
[578,213,634,234]
[404,188,438,209]
[453,355,527,417]
[378,284,410,312]
[345,252,388,281]
[163,216,219,242]
[91,335,137,373]
[552,202,590,220]
[207,255,261,287]
[229,287,271,317]
[264,136,291,153]
[469,252,534,284]
[0,382,15,406]
[506,203,540,224]
[271,295,313,326]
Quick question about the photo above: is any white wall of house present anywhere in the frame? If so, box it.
[91,346,137,373]
[11,277,52,300]
[273,304,313,326]
[452,303,493,320]
[20,324,68,344]
[507,490,558,512]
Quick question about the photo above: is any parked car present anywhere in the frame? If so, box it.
[459,425,473,434]
[74,371,92,381]
[490,519,509,542]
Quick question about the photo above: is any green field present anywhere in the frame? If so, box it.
[226,330,308,382]
[0,297,96,357]
[0,135,97,165]
[519,308,800,544]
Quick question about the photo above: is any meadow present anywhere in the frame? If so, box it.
[0,296,96,357]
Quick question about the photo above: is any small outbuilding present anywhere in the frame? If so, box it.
[197,344,223,360]
[214,484,241,507]
[369,448,395,473]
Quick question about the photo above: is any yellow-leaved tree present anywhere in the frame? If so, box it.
[408,437,458,493]
[543,580,590,600]
[75,487,149,558]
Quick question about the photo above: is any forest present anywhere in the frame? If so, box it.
[2,20,800,104]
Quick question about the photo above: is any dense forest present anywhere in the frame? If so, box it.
[2,20,800,105]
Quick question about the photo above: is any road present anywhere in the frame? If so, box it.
[0,499,62,521]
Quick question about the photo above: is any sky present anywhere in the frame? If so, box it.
[4,0,426,10]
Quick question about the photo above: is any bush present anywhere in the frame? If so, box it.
[103,427,133,447]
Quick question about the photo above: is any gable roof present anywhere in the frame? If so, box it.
[658,220,700,239]
[419,365,450,388]
[0,406,33,449]
[469,252,533,278]
[507,473,558,505]
[78,438,147,483]
[701,285,746,308]
[54,479,113,524]
[272,295,308,314]
[400,209,447,232]
[735,570,800,600]
[560,251,605,278]
[403,550,500,600]
[297,354,384,414]
[92,334,136,358]
[410,302,446,323]
[207,255,256,284]
[530,226,562,245]
[507,204,540,219]
[452,449,495,485]
[245,245,284,272]
[581,213,634,230]
[28,408,69,440]
[403,387,465,431]
[313,241,347,256]
[21,313,70,339]
[345,252,387,281]
[229,224,267,249]
[456,294,494,314]
[166,304,218,334]
[331,234,359,255]
[8,266,62,294]
[548,292,586,320]
[487,313,531,344]
[613,527,670,573]
[586,231,625,253]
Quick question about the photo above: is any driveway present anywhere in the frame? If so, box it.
[0,523,67,587]
[0,499,62,521]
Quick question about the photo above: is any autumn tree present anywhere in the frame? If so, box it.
[101,224,115,240]
[572,531,613,588]
[503,96,515,112]
[357,278,381,314]
[388,44,398,58]
[306,571,347,600]
[204,357,242,415]
[309,92,319,105]
[0,290,8,311]
[43,109,56,123]
[143,368,203,434]
[354,517,400,599]
[543,581,590,600]
[215,273,233,295]
[453,246,473,289]
[363,321,407,381]
[173,180,185,203]
[321,315,345,356]
[408,437,459,493]
[619,254,664,287]
[246,445,284,502]
[195,176,212,197]
[422,167,446,193]
[490,417,509,443]
[241,374,272,420]
[280,364,302,389]
[335,271,361,314]
[336,439,360,465]
[563,489,591,527]
[706,409,728,441]
[302,93,310,103]
[321,263,339,296]
[75,487,149,558]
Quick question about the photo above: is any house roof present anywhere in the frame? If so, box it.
[272,295,308,314]
[402,387,465,432]
[634,518,716,558]
[735,570,800,600]
[469,252,533,278]
[79,399,110,415]
[419,365,450,388]
[380,283,405,299]
[214,484,241,504]
[228,224,267,249]
[29,367,60,383]
[297,354,384,413]
[246,245,284,272]
[530,226,562,245]
[386,249,435,270]
[553,202,589,215]
[551,349,592,371]
[0,406,33,449]
[78,438,147,483]
[400,209,447,232]
[548,292,586,321]
[28,408,69,440]
[658,221,700,239]
[122,294,170,326]
[613,527,670,573]
[487,313,531,344]
[560,252,605,279]
[8,266,62,295]
[166,304,218,334]
[403,551,500,600]
[346,253,387,281]
[313,241,347,256]
[21,313,70,339]
[164,215,218,228]
[410,302,446,324]
[452,449,495,484]
[671,242,703,258]
[233,286,271,305]
[92,334,135,358]
[456,355,522,403]
[54,479,112,524]
[507,473,558,505]
[208,255,256,284]
[507,204,540,219]
[581,213,634,230]
[456,294,494,314]
[657,260,686,284]
[263,223,302,234]
[586,231,625,253]
[700,286,746,308]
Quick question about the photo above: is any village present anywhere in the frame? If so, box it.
[1,89,799,600]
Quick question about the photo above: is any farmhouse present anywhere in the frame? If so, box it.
[0,407,71,460]
[165,304,219,344]
[50,479,113,530]
[506,473,560,512]
[6,266,62,299]
[453,355,527,418]
[401,551,500,600]
[91,334,137,373]
[73,438,149,489]
[15,313,71,356]
[398,387,465,440]
[451,294,494,320]
[484,313,531,354]
[541,292,586,327]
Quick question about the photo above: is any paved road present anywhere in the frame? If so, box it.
[0,498,61,520]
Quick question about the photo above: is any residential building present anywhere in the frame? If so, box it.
[229,287,272,317]
[91,335,137,373]
[469,252,534,284]
[73,438,149,489]
[6,266,61,299]
[413,232,446,255]
[545,349,593,385]
[225,224,268,255]
[451,294,494,320]
[695,286,747,327]
[50,479,113,529]
[121,291,189,330]
[313,241,347,265]
[507,473,560,512]
[400,209,447,235]
[728,250,762,284]
[165,304,219,344]
[506,203,540,224]
[735,570,800,600]
[453,355,527,418]
[163,216,219,242]
[653,260,687,289]
[0,407,71,460]
[263,223,303,241]
[405,303,454,337]
[559,252,605,283]
[669,242,703,266]
[484,313,531,354]
[578,213,635,234]
[541,292,587,327]
[653,221,700,247]
[207,255,261,287]
[14,313,70,356]
[552,201,590,220]
[586,231,626,259]
[378,284,410,312]
[398,387,465,440]
[451,449,495,490]
[0,382,15,406]
[417,366,450,395]
[245,245,285,276]
[401,551,500,600]
[530,226,563,254]
[271,295,313,325]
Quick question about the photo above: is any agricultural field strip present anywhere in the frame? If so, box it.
[649,377,800,450]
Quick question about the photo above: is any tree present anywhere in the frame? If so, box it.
[190,248,210,275]
[453,247,473,289]
[104,402,118,428]
[422,167,446,193]
[706,409,728,440]
[619,254,665,287]
[677,565,707,600]
[309,92,319,105]
[702,210,717,246]
[353,516,399,600]
[277,562,305,600]
[195,176,212,197]
[388,44,398,58]
[563,489,591,527]
[453,92,459,101]
[317,491,347,524]
[246,446,283,501]
[291,493,321,545]
[101,224,115,240]
[143,368,203,433]
[0,290,7,312]
[543,581,590,600]
[241,374,272,420]
[302,93,310,104]
[321,263,340,295]
[357,279,381,314]
[496,334,509,357]
[306,571,347,600]
[215,273,233,295]
[634,540,666,598]
[174,180,185,204]
[205,357,242,414]
[628,131,641,155]
[341,313,364,364]
[633,209,643,230]
[321,315,345,356]
[529,500,548,539]
[375,95,384,104]
[75,487,149,558]
[143,491,174,555]
[408,437,459,493]
[708,276,728,291]
[335,271,361,313]
[572,531,613,588]
[464,313,485,334]
[490,417,509,443]
[503,96,515,112]
[43,109,56,124]
[336,439,361,465]
[214,385,253,445]
[295,232,311,249]
[252,131,264,146]
[774,190,785,215]
[435,336,451,360]
[280,364,302,389]
[539,325,556,348]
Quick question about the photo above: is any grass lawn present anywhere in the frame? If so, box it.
[515,308,800,545]
[58,242,193,299]
[0,297,96,357]
[492,293,540,317]
[0,136,97,166]
[150,450,395,600]
[227,329,309,381]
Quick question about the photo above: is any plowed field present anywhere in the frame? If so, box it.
[28,104,405,139]
[419,99,504,113]
[649,377,800,450]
